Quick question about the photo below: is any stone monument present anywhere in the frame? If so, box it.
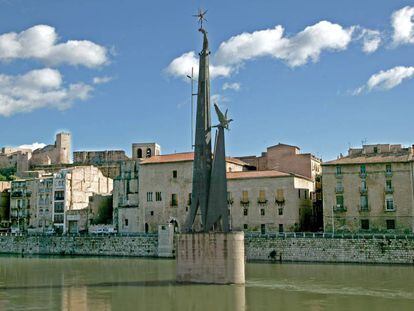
[176,10,245,285]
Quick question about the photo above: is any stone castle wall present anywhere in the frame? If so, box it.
[0,234,414,264]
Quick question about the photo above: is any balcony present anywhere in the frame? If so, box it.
[359,187,368,195]
[359,172,367,178]
[240,200,250,207]
[11,191,23,198]
[358,204,370,212]
[257,198,268,206]
[385,186,394,194]
[333,205,347,212]
[335,186,344,194]
[275,198,285,206]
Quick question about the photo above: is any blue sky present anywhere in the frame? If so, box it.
[0,0,413,161]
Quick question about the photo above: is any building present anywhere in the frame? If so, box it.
[113,151,314,233]
[132,143,161,160]
[0,132,72,175]
[322,144,414,233]
[10,166,113,233]
[0,182,11,229]
[73,150,129,179]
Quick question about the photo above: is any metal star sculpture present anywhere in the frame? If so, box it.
[193,9,207,29]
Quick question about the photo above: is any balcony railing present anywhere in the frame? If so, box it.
[385,186,394,194]
[335,186,344,194]
[257,198,268,205]
[358,204,370,212]
[275,198,285,206]
[385,171,393,177]
[333,205,347,212]
[359,187,368,195]
[240,200,250,207]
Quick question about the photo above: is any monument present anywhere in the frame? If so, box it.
[176,10,245,285]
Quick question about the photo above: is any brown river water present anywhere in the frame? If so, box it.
[0,256,413,310]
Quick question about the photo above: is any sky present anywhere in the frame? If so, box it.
[0,0,413,161]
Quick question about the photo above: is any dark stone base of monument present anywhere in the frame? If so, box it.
[176,232,245,284]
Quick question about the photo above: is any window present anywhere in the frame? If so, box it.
[361,179,367,190]
[124,219,129,227]
[243,224,248,230]
[336,166,342,175]
[54,191,64,200]
[150,211,154,216]
[386,219,395,230]
[243,208,248,216]
[54,202,64,213]
[336,195,344,208]
[298,189,301,198]
[373,146,378,153]
[278,208,283,215]
[260,224,266,234]
[187,193,192,205]
[279,224,284,233]
[258,190,266,202]
[242,191,249,203]
[360,195,368,211]
[137,148,142,158]
[156,192,162,201]
[361,219,369,230]
[304,190,308,199]
[260,209,265,216]
[385,195,394,211]
[146,192,153,202]
[173,170,177,178]
[171,194,178,206]
[276,189,284,200]
[386,164,392,173]
[146,148,152,158]
[227,192,233,205]
[386,180,392,190]
[360,164,366,174]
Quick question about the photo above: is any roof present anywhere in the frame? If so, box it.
[323,152,413,166]
[227,170,291,180]
[139,152,249,166]
[267,142,300,150]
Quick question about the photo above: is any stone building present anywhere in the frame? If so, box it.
[10,166,113,233]
[0,132,72,175]
[132,143,161,160]
[322,144,414,233]
[73,150,129,179]
[113,152,314,233]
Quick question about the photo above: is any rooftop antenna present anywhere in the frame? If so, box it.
[186,68,197,149]
[361,138,368,146]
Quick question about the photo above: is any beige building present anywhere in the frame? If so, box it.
[0,132,71,175]
[237,143,322,180]
[322,144,414,233]
[114,151,314,234]
[10,166,113,233]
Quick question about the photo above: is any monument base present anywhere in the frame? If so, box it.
[176,231,245,284]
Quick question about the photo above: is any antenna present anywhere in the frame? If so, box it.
[361,138,368,146]
[186,67,197,149]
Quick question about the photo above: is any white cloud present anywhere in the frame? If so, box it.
[0,25,108,67]
[391,6,414,45]
[358,28,382,53]
[222,82,241,91]
[165,51,231,79]
[215,21,353,68]
[166,21,354,79]
[211,94,229,104]
[18,142,46,151]
[354,66,414,94]
[93,76,113,84]
[0,68,93,116]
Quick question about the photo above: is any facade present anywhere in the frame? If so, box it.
[115,152,314,233]
[322,144,414,233]
[10,166,113,233]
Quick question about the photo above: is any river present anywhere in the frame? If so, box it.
[0,256,413,310]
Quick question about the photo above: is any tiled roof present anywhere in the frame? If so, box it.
[323,152,413,165]
[227,170,291,180]
[139,152,249,166]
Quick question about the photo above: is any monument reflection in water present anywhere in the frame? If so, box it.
[177,10,245,285]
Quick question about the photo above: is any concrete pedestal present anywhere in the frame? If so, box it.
[176,231,245,284]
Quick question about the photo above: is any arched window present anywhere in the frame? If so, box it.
[137,148,142,158]
[146,148,152,158]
